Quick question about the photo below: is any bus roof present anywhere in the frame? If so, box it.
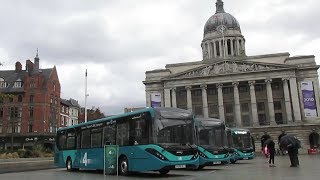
[57,107,193,131]
[58,107,154,131]
[195,117,224,126]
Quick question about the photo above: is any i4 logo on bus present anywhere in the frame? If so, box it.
[82,152,88,166]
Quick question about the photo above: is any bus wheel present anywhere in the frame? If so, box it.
[230,159,237,164]
[197,165,205,170]
[119,157,129,176]
[159,169,169,175]
[66,158,73,171]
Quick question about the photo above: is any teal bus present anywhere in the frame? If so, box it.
[54,107,199,175]
[226,128,255,163]
[195,118,230,169]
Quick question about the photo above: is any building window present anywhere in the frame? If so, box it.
[225,104,233,113]
[28,123,33,133]
[208,88,217,95]
[274,101,282,110]
[29,107,34,118]
[53,83,56,92]
[242,115,250,126]
[241,103,249,112]
[257,102,265,111]
[223,87,233,94]
[255,84,265,91]
[0,107,3,118]
[30,95,34,103]
[9,97,13,102]
[13,80,22,88]
[192,90,202,96]
[50,98,53,104]
[0,78,7,88]
[61,106,64,113]
[30,80,35,88]
[18,95,23,102]
[272,82,280,90]
[258,114,267,125]
[239,85,248,93]
[275,113,284,124]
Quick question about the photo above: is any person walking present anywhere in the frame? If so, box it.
[279,134,300,167]
[278,130,287,155]
[266,138,276,167]
[260,131,271,158]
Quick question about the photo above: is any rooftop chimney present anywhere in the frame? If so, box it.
[15,61,22,72]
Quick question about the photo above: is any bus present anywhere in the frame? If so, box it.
[54,107,199,175]
[226,128,255,163]
[195,118,230,169]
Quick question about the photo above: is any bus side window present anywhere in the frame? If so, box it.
[81,129,91,148]
[91,127,103,148]
[117,122,129,146]
[104,125,116,145]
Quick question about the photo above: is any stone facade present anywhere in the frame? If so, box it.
[143,0,320,152]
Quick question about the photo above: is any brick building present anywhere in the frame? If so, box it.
[0,52,60,150]
[60,98,80,127]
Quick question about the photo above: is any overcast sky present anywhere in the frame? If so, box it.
[1,0,319,115]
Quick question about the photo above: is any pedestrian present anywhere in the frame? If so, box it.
[279,135,301,167]
[287,142,299,167]
[278,130,287,155]
[266,138,276,167]
[308,129,319,149]
[260,131,271,158]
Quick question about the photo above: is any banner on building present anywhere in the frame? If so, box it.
[301,81,317,117]
[151,92,161,108]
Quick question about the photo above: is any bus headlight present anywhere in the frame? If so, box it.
[145,148,168,161]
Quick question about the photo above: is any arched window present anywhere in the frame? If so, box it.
[30,95,34,103]
[53,81,56,92]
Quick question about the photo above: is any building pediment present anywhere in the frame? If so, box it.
[168,60,296,79]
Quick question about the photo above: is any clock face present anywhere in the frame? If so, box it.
[216,25,227,34]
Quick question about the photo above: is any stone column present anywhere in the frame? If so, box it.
[164,88,171,107]
[249,81,259,126]
[236,39,240,56]
[213,41,217,58]
[312,79,320,116]
[230,39,234,56]
[233,82,241,127]
[289,78,302,122]
[265,79,276,125]
[219,40,223,58]
[282,78,293,123]
[186,86,193,111]
[145,91,151,107]
[171,87,177,108]
[201,84,209,118]
[217,83,225,121]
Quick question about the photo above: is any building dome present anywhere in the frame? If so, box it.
[204,0,241,35]
[201,0,246,60]
[204,12,240,35]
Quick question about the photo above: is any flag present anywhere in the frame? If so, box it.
[85,69,87,77]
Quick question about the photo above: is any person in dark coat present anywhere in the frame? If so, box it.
[266,138,276,167]
[278,130,287,155]
[309,129,319,148]
[260,131,271,157]
[287,143,299,167]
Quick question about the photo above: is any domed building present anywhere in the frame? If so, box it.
[143,0,320,151]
